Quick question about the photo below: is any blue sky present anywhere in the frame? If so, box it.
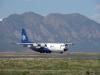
[0,0,100,23]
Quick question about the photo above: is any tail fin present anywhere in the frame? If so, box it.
[21,28,30,43]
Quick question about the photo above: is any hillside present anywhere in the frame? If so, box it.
[0,12,100,52]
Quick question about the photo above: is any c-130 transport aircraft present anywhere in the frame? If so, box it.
[17,29,72,53]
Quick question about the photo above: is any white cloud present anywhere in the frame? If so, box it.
[91,14,100,23]
[96,4,100,9]
[0,18,3,21]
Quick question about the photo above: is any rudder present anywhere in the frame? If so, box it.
[21,28,30,43]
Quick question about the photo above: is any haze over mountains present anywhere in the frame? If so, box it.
[0,12,100,52]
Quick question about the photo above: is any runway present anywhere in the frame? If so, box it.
[0,52,100,60]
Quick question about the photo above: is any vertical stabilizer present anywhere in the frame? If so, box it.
[21,28,30,43]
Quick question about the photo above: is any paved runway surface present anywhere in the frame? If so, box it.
[0,52,100,60]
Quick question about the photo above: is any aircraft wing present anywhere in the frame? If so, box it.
[17,43,33,45]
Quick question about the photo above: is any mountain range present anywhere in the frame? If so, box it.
[0,12,100,52]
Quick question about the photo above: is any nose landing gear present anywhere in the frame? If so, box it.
[64,48,68,51]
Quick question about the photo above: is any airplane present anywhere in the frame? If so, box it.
[17,28,72,53]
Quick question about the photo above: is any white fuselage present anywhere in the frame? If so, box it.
[27,43,68,53]
[46,43,66,52]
